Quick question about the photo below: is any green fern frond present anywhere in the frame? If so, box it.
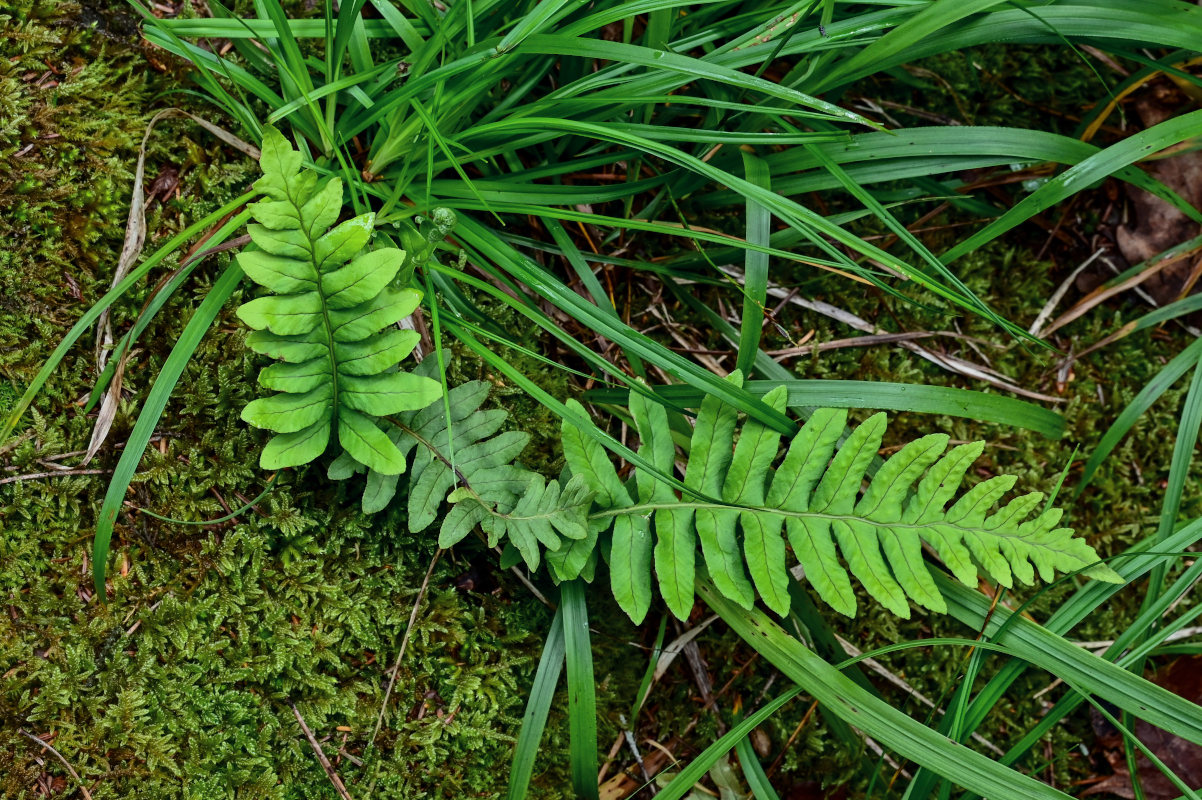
[562,374,1123,623]
[446,474,594,573]
[328,359,594,570]
[236,127,441,472]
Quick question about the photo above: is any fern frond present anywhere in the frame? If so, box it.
[237,127,440,472]
[564,374,1122,623]
[446,474,594,572]
[328,360,594,570]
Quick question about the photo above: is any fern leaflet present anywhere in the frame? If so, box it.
[562,373,1122,623]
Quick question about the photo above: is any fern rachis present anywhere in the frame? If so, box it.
[327,358,596,572]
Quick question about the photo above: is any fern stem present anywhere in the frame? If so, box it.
[588,502,1052,541]
[383,415,470,487]
[286,186,343,421]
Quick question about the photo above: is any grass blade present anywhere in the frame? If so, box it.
[737,152,771,377]
[1078,335,1202,494]
[943,110,1202,264]
[584,381,1065,439]
[1141,353,1202,619]
[814,0,1010,92]
[561,580,599,800]
[735,732,782,800]
[518,34,876,128]
[657,686,803,800]
[93,262,244,595]
[507,605,566,800]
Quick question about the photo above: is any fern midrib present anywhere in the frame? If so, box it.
[474,501,564,524]
[286,189,340,420]
[384,415,470,486]
[589,501,1061,546]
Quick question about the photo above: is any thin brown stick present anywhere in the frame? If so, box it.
[1028,248,1105,338]
[680,638,726,736]
[18,729,94,800]
[0,429,35,456]
[361,549,442,800]
[718,266,1062,403]
[290,703,353,800]
[180,234,252,268]
[1044,243,1202,336]
[368,549,442,749]
[495,546,554,608]
[765,331,966,357]
[597,731,627,784]
[0,469,109,485]
[765,701,818,779]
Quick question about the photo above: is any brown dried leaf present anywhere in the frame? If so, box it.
[1084,656,1202,799]
[1114,89,1202,307]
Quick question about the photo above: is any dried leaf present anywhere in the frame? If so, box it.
[1085,656,1202,799]
[83,109,259,464]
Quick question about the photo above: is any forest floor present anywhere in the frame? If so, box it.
[3,2,1200,798]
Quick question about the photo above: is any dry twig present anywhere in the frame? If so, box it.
[18,729,94,800]
[0,469,109,485]
[369,549,442,750]
[718,266,1062,403]
[290,703,353,800]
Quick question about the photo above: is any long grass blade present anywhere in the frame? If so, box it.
[737,152,771,377]
[735,732,782,800]
[1141,353,1202,621]
[506,605,566,800]
[584,381,1064,439]
[813,0,1010,92]
[943,110,1202,264]
[92,262,244,595]
[1077,335,1202,493]
[561,580,599,800]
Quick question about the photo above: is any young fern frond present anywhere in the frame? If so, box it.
[328,359,595,571]
[563,374,1123,623]
[237,127,440,472]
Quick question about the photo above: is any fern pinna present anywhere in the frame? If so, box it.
[237,128,440,472]
[562,373,1121,623]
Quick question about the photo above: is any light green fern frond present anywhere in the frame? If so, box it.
[236,127,440,472]
[563,374,1122,623]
